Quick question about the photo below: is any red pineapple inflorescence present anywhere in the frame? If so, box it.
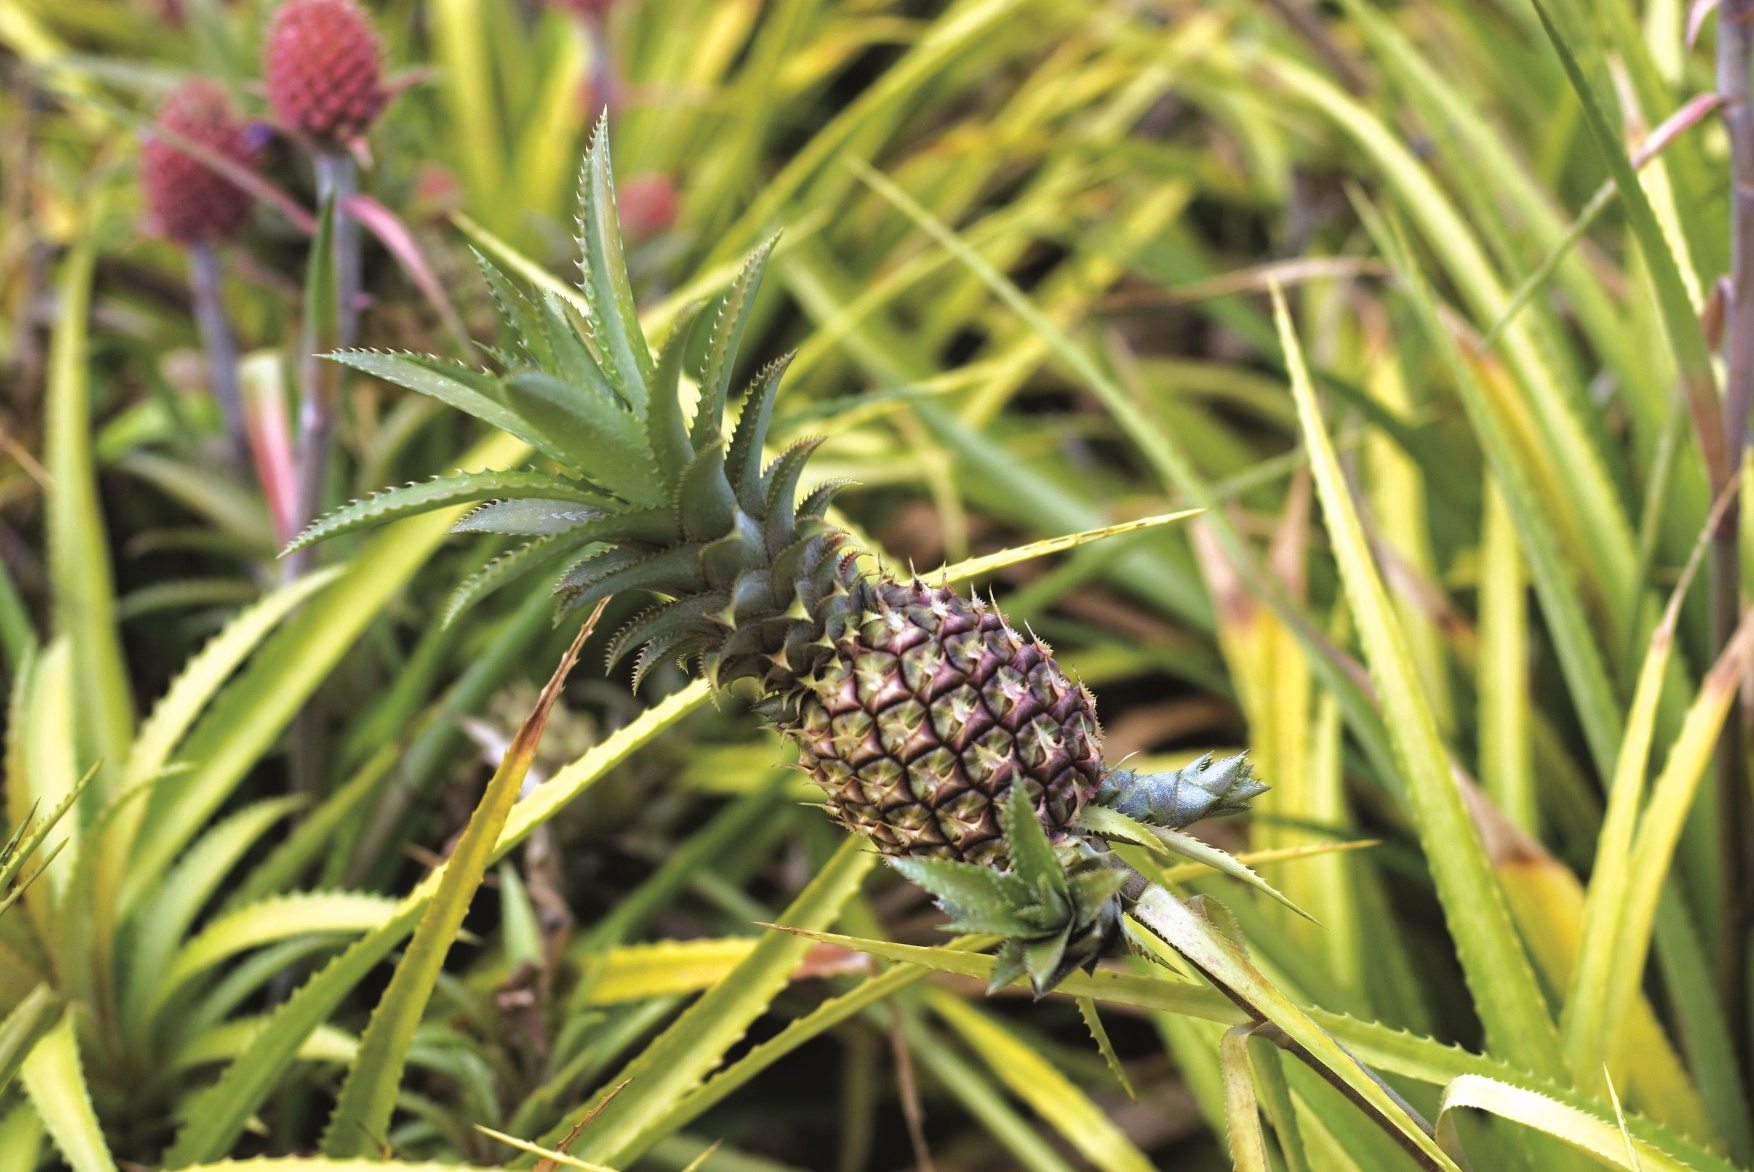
[617,174,677,239]
[264,0,388,147]
[141,80,258,245]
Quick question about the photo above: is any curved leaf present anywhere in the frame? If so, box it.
[1438,1075,1694,1170]
[321,611,599,1157]
[145,892,398,1028]
[19,1010,116,1172]
[286,472,606,553]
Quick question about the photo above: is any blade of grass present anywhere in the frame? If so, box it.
[0,985,58,1094]
[835,163,1400,789]
[1264,48,1644,659]
[1220,1024,1272,1172]
[902,1013,1078,1172]
[430,0,502,222]
[1356,196,1623,781]
[161,678,704,1167]
[1477,486,1533,831]
[1124,883,1458,1171]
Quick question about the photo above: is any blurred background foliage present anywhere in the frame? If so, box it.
[1,0,1752,1168]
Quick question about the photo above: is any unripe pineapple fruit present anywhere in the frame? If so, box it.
[289,126,1266,988]
[142,80,257,245]
[792,579,1101,863]
[264,0,387,146]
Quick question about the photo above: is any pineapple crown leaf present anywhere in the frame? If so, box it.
[282,469,603,555]
[676,441,738,542]
[605,593,727,669]
[291,130,844,691]
[888,856,1036,937]
[539,292,619,406]
[498,371,662,503]
[798,478,856,521]
[472,249,555,371]
[1093,751,1267,829]
[727,353,794,514]
[326,348,582,470]
[694,234,780,449]
[440,536,570,628]
[575,113,653,405]
[555,545,655,600]
[632,629,717,690]
[552,543,705,622]
[761,437,827,550]
[646,300,709,484]
[450,498,606,537]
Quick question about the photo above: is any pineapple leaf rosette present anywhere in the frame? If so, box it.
[286,125,1268,995]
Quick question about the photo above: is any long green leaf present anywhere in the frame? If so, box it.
[285,473,606,554]
[1579,612,1754,1085]
[1264,49,1641,664]
[107,568,340,865]
[322,609,599,1156]
[549,838,876,1165]
[1527,0,1724,485]
[903,1014,1078,1172]
[1126,883,1458,1168]
[1564,503,1728,1081]
[162,680,708,1167]
[1219,1024,1272,1172]
[1353,199,1625,780]
[144,891,398,1026]
[0,985,58,1094]
[1275,286,1563,1079]
[45,219,132,796]
[929,988,1155,1172]
[125,797,301,998]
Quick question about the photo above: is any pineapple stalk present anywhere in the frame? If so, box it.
[287,124,1267,994]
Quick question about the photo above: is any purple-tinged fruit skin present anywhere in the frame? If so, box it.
[789,579,1102,865]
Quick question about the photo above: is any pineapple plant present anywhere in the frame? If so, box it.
[288,126,1266,993]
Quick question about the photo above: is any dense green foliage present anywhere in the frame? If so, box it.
[3,0,1754,1168]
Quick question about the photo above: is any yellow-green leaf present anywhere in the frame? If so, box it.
[19,1010,116,1172]
[929,988,1155,1172]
